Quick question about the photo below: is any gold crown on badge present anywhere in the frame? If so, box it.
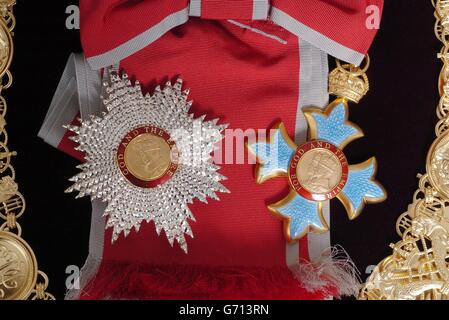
[329,56,370,104]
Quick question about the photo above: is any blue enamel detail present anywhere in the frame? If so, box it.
[249,128,295,180]
[341,160,385,213]
[274,193,325,239]
[311,103,360,148]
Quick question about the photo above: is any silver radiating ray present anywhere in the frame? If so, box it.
[66,71,228,253]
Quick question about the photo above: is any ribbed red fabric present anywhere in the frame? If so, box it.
[201,0,254,20]
[80,0,189,60]
[85,18,307,299]
[81,0,383,63]
[271,0,384,55]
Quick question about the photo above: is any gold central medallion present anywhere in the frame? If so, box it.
[289,140,349,202]
[117,126,179,188]
[296,148,343,195]
[0,231,38,300]
[124,133,172,182]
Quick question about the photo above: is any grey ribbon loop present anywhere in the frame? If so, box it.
[38,53,102,147]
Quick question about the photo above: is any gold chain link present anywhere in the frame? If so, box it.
[436,0,449,124]
[360,0,449,300]
[0,1,53,300]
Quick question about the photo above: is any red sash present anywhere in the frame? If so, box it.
[41,0,383,299]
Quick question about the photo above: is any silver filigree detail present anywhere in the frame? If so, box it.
[65,70,229,253]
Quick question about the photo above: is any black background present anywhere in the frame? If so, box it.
[6,1,440,299]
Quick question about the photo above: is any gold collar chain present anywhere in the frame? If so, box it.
[360,0,449,300]
[0,1,53,300]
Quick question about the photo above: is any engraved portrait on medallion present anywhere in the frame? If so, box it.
[124,134,171,182]
[297,149,343,194]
